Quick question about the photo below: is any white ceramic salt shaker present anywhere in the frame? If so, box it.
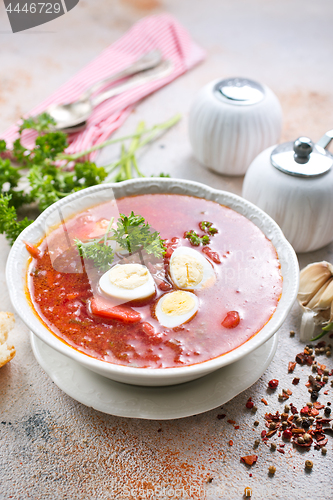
[189,77,282,176]
[242,130,333,252]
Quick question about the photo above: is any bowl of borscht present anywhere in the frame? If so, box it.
[6,178,299,386]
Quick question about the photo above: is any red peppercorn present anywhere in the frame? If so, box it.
[246,398,254,409]
[282,429,292,440]
[268,379,279,389]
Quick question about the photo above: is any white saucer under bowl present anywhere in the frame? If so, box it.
[31,331,278,420]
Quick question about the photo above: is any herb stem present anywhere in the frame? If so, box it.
[104,217,114,246]
[57,114,181,161]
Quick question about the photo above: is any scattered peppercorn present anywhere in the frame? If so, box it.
[320,347,325,354]
[269,422,277,430]
[312,364,317,372]
[284,405,290,413]
[315,348,320,356]
[292,378,300,385]
[322,447,327,455]
[251,405,258,413]
[326,350,331,357]
[270,443,277,451]
[323,376,328,383]
[305,460,313,470]
[324,407,331,415]
[246,398,254,409]
[303,433,311,442]
[254,420,259,426]
[316,375,322,381]
[302,420,310,429]
[311,392,319,401]
[268,379,279,389]
[282,429,292,440]
[290,330,295,337]
[298,436,305,444]
[254,439,260,447]
[268,466,276,475]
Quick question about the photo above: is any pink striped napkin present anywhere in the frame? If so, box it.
[2,14,205,158]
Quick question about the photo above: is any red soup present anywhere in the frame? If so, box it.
[27,194,282,368]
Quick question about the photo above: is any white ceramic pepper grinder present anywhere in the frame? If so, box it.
[242,130,333,253]
[189,77,282,176]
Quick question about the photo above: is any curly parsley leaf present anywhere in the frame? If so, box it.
[28,161,108,211]
[19,112,57,134]
[184,230,210,246]
[33,132,68,164]
[0,140,7,153]
[114,211,166,257]
[0,194,33,245]
[199,221,218,235]
[0,157,30,209]
[75,238,115,273]
[75,212,166,271]
[73,161,108,188]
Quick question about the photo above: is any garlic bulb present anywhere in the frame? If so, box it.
[297,261,333,342]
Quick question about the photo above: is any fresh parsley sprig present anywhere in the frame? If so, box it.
[113,212,166,257]
[74,212,166,271]
[0,112,181,245]
[0,194,33,245]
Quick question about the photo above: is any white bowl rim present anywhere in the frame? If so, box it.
[6,178,299,381]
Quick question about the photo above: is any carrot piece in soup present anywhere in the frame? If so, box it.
[90,296,141,323]
[24,241,41,259]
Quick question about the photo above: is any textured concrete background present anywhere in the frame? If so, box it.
[1,1,333,499]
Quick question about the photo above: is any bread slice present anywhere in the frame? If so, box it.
[0,311,16,368]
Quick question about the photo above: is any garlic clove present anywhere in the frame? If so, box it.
[306,277,333,310]
[298,261,333,306]
[300,310,318,342]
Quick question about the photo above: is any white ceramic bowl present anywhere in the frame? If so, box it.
[6,178,299,386]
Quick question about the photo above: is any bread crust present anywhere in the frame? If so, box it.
[0,311,16,368]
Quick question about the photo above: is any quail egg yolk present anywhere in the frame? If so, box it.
[155,290,199,328]
[170,247,216,291]
[99,263,155,303]
[171,254,204,288]
[108,264,149,289]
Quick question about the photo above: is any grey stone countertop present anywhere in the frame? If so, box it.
[1,1,333,499]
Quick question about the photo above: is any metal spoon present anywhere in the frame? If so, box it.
[47,52,173,133]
